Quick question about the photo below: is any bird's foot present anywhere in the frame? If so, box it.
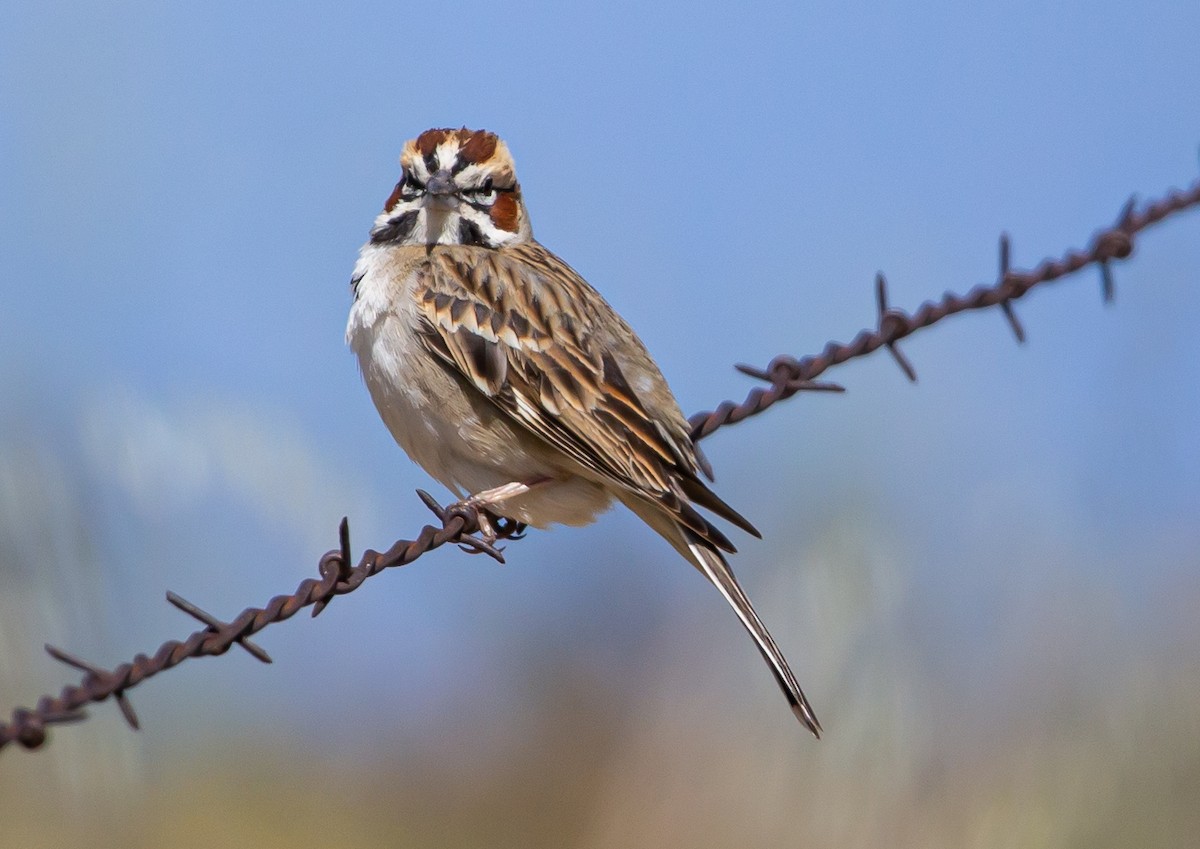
[416,481,543,561]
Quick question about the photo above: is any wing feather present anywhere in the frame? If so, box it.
[414,244,758,549]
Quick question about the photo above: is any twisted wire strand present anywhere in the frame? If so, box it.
[2,177,1198,754]
[689,180,1200,439]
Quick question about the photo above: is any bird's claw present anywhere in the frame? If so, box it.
[416,489,508,563]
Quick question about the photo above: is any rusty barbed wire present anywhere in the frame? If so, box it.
[688,179,1200,439]
[2,176,1198,754]
[0,498,524,753]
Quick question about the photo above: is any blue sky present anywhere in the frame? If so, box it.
[2,0,1199,831]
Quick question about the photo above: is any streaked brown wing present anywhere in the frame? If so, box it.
[414,244,758,549]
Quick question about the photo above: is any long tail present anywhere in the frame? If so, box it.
[684,531,821,736]
[619,491,820,734]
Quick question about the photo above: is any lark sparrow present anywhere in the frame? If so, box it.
[346,128,820,735]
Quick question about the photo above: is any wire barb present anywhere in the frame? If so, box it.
[165,591,273,664]
[733,362,845,393]
[1092,196,1137,304]
[876,273,919,382]
[417,491,509,561]
[44,644,140,731]
[2,174,1199,754]
[312,517,354,618]
[1100,262,1116,304]
[998,233,1027,343]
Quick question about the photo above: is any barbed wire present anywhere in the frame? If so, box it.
[2,175,1198,754]
[688,179,1200,439]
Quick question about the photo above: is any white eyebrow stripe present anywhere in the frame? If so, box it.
[410,155,431,181]
[454,162,488,185]
[435,140,461,171]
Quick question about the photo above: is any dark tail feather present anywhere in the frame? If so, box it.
[685,532,821,736]
[680,476,761,539]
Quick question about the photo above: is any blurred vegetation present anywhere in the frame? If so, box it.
[3,413,1197,848]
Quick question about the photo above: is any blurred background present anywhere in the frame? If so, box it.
[2,1,1198,846]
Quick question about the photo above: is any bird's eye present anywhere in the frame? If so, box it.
[463,176,497,206]
[399,168,425,200]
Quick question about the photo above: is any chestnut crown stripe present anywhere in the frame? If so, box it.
[415,128,502,175]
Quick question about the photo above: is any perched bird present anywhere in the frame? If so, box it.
[346,127,820,735]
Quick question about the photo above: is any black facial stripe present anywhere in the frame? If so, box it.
[458,217,488,247]
[371,209,419,244]
[423,151,438,174]
[450,155,470,175]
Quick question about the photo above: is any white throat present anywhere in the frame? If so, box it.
[422,207,456,245]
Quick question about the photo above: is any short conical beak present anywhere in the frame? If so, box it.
[425,169,456,196]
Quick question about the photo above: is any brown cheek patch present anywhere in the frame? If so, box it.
[382,181,404,213]
[415,128,451,157]
[459,131,498,164]
[489,193,520,232]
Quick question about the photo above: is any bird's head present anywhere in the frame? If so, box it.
[370,127,530,249]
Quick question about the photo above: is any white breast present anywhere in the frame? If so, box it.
[347,245,464,491]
